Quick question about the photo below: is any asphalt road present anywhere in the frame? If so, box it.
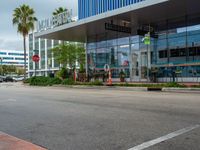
[0,83,200,150]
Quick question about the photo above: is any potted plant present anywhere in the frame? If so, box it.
[119,70,126,82]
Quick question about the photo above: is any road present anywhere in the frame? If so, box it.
[0,83,200,150]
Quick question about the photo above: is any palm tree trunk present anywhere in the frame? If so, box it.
[23,36,27,80]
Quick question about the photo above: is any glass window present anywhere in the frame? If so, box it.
[117,44,129,67]
[96,48,109,68]
[107,39,117,47]
[87,42,96,49]
[117,37,129,45]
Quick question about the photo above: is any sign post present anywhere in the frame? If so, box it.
[32,54,40,77]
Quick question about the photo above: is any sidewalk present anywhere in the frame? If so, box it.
[0,131,47,150]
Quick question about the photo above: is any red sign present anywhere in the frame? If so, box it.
[32,55,40,62]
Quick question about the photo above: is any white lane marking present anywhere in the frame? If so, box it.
[128,124,200,150]
[7,98,17,102]
[0,99,17,103]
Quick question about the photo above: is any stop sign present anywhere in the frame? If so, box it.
[32,55,40,62]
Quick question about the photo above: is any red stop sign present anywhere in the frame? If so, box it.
[32,55,40,62]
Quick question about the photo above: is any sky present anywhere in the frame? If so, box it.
[0,0,78,50]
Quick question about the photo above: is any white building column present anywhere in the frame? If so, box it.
[32,33,36,77]
[38,38,41,76]
[129,36,133,82]
[45,39,48,76]
[85,36,88,77]
[51,40,54,69]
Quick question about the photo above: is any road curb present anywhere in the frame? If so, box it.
[30,84,200,93]
[0,131,47,150]
[162,87,200,93]
[52,85,148,91]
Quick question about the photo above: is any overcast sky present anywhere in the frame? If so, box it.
[0,0,78,50]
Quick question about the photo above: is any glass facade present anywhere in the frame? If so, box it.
[86,15,200,81]
[78,0,145,19]
[28,33,61,77]
[29,34,34,70]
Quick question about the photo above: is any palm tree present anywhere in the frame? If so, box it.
[53,7,68,16]
[13,4,37,79]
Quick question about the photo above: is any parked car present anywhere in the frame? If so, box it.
[0,77,3,83]
[4,76,14,82]
[13,76,24,82]
[0,76,6,82]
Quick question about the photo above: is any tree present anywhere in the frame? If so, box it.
[16,67,25,75]
[53,7,67,16]
[52,43,85,71]
[13,4,37,79]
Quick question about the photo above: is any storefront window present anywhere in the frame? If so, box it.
[131,43,140,78]
[96,48,109,68]
[117,44,129,67]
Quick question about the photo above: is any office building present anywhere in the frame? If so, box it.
[36,0,200,82]
[28,32,61,77]
[0,49,27,68]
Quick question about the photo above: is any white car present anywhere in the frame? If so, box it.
[13,77,24,82]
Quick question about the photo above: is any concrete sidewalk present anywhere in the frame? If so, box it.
[0,131,47,150]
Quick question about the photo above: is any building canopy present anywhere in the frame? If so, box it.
[36,0,200,42]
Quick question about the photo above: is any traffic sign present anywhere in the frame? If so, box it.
[104,64,110,72]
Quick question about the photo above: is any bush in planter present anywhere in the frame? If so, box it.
[119,70,126,82]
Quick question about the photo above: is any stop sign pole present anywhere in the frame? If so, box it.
[32,54,40,77]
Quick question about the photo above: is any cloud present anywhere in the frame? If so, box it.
[0,0,78,50]
[0,38,23,50]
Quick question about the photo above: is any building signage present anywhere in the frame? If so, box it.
[37,11,72,32]
[52,11,71,27]
[37,18,52,32]
[105,23,131,34]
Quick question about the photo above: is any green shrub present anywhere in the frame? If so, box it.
[55,68,69,79]
[62,78,75,85]
[23,78,31,84]
[29,76,50,86]
[49,77,62,85]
